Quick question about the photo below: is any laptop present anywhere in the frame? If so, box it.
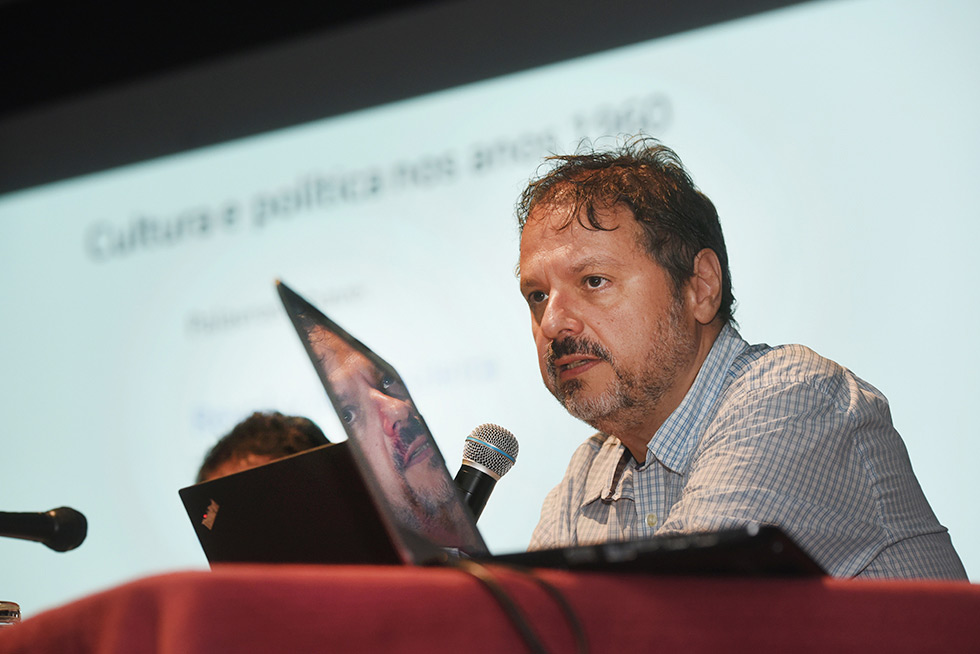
[179,281,824,576]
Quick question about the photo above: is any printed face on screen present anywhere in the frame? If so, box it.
[306,325,461,535]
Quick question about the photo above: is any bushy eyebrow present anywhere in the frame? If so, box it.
[569,255,618,275]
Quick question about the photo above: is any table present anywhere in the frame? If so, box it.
[1,564,977,653]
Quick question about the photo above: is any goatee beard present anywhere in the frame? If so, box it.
[544,298,694,435]
[545,336,638,423]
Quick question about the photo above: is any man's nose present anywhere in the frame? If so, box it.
[374,390,412,439]
[539,290,583,341]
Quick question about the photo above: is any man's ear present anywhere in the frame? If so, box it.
[686,248,722,325]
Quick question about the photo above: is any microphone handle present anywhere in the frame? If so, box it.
[0,511,56,546]
[454,465,497,521]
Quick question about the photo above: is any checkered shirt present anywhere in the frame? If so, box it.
[528,323,966,579]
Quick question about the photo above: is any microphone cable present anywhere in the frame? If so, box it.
[448,558,589,654]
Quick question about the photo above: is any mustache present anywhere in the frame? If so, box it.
[546,337,611,374]
[391,414,426,470]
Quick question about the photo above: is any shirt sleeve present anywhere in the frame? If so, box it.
[656,361,953,577]
[528,480,566,551]
[528,433,610,551]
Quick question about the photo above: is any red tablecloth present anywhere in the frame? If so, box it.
[1,564,977,653]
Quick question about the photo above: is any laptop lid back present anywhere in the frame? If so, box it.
[179,442,402,565]
[276,280,488,563]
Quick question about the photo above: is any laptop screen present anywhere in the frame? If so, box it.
[277,281,488,561]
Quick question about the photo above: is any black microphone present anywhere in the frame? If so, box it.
[454,424,518,521]
[0,506,88,552]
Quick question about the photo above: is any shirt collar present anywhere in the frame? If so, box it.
[644,322,747,473]
[583,434,633,505]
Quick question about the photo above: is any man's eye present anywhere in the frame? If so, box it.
[527,290,547,304]
[341,407,357,424]
[381,375,407,398]
[585,276,606,288]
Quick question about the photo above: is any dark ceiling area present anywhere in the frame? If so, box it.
[0,0,449,118]
[0,0,814,121]
[0,0,810,193]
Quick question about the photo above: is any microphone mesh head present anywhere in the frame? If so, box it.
[462,423,518,479]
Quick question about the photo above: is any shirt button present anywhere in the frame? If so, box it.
[646,513,658,528]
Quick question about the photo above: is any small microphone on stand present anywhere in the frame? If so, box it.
[0,507,88,552]
[454,424,518,521]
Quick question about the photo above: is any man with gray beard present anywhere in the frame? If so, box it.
[516,138,965,579]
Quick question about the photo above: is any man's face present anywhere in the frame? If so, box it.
[307,327,456,524]
[518,202,699,437]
